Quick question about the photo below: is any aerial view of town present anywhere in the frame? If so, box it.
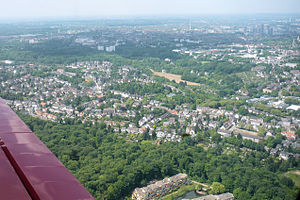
[0,1,300,199]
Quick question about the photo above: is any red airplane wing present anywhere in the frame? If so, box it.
[0,98,95,200]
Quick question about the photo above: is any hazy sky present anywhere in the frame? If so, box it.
[1,0,300,19]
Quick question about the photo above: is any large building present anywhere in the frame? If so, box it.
[132,173,188,200]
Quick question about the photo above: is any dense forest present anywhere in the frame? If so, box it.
[19,114,299,200]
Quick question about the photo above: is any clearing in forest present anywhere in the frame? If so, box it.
[151,69,200,86]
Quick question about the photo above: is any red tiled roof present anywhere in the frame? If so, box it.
[282,131,296,137]
[281,131,297,139]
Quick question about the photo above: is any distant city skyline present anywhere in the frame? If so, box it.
[1,0,300,19]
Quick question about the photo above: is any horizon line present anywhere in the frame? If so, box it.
[1,13,300,22]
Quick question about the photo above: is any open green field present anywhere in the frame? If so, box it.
[162,184,196,200]
[285,171,300,188]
